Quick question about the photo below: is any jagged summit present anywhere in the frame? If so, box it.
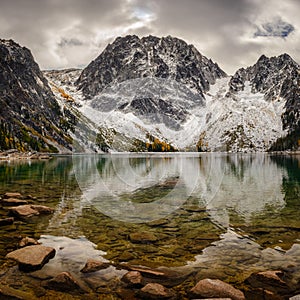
[75,34,226,99]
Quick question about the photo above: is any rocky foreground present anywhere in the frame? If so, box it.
[0,191,300,299]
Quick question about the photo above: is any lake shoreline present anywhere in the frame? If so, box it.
[1,149,299,162]
[0,150,52,161]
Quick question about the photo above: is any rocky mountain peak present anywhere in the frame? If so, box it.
[75,34,226,100]
[229,53,300,140]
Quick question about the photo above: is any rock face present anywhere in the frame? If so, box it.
[189,278,245,300]
[6,245,56,271]
[76,35,226,99]
[229,53,300,150]
[0,39,72,152]
[75,35,226,130]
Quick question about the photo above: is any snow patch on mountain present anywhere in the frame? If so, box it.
[203,78,286,151]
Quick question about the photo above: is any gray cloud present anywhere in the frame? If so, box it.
[0,0,299,74]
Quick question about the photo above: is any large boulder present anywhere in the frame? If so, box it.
[6,245,56,271]
[189,278,245,300]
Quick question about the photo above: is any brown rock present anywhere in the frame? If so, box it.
[246,270,289,293]
[0,217,14,226]
[80,259,110,273]
[122,265,190,287]
[4,192,22,199]
[139,283,176,299]
[6,245,56,271]
[45,272,83,293]
[129,232,158,243]
[245,288,283,300]
[119,250,136,261]
[9,204,54,218]
[19,237,40,247]
[9,205,39,217]
[2,198,28,206]
[190,278,245,300]
[122,271,143,287]
[30,205,54,214]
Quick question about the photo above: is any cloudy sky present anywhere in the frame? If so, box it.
[0,0,299,74]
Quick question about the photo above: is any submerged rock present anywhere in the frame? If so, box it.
[0,283,34,300]
[80,259,110,273]
[122,271,143,287]
[6,245,56,271]
[19,237,40,248]
[30,205,54,214]
[245,270,290,294]
[1,198,28,206]
[3,192,22,199]
[9,205,39,217]
[0,217,14,226]
[9,204,54,218]
[139,283,176,299]
[129,232,158,244]
[245,287,283,300]
[122,265,192,287]
[44,271,84,293]
[189,278,245,300]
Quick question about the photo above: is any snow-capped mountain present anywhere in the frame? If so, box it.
[64,35,298,152]
[1,36,299,153]
[225,53,300,151]
[76,35,226,99]
[0,39,73,152]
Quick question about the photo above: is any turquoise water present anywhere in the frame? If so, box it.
[0,153,299,298]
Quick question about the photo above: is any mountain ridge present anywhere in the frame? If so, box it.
[0,35,299,152]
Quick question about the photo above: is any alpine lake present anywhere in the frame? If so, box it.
[0,153,299,299]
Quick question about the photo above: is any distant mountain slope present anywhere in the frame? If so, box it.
[228,53,300,151]
[70,35,227,151]
[0,39,73,152]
